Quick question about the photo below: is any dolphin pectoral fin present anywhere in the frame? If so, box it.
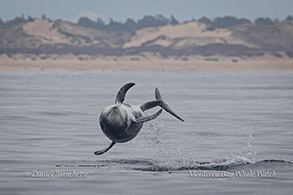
[94,141,116,155]
[115,82,135,104]
[136,109,162,123]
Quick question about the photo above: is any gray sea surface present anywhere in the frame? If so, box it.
[0,71,292,195]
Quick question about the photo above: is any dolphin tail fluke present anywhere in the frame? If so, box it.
[155,88,163,101]
[94,141,116,155]
[140,88,184,122]
[155,88,184,122]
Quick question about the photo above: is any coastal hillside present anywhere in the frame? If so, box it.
[0,18,292,57]
[0,17,292,71]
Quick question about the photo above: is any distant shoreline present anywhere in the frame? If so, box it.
[0,54,292,72]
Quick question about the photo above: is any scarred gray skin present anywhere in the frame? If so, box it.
[99,103,143,143]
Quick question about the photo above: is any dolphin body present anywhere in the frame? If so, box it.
[95,82,184,155]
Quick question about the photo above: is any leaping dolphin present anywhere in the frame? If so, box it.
[94,82,184,155]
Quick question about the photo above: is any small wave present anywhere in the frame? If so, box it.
[37,111,69,116]
[56,158,291,172]
[133,159,292,172]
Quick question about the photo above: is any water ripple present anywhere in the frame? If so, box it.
[56,158,292,172]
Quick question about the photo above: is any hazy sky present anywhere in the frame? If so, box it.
[1,0,292,22]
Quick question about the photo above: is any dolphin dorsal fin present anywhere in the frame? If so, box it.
[115,82,135,104]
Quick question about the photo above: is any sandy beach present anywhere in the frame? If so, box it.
[0,53,292,71]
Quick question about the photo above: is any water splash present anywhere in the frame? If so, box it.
[238,110,258,163]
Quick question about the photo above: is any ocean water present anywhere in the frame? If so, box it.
[0,71,292,195]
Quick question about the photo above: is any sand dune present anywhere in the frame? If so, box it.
[123,22,256,48]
